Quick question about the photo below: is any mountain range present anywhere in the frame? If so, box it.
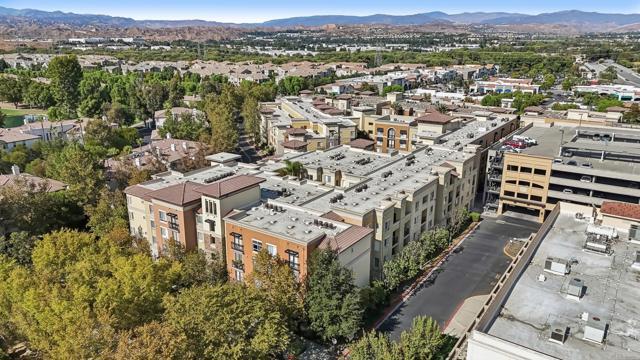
[0,7,639,31]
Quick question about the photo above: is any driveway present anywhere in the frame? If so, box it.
[378,215,540,340]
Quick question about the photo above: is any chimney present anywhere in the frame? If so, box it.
[134,158,141,167]
[11,165,20,175]
[166,132,171,139]
[182,142,188,151]
[170,143,177,152]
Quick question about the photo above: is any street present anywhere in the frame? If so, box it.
[378,215,540,340]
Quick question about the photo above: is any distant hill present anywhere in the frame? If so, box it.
[0,6,638,32]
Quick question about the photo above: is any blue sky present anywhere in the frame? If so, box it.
[0,0,637,23]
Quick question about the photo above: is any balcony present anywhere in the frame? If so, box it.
[287,261,301,271]
[168,222,180,232]
[231,242,244,253]
[231,259,244,271]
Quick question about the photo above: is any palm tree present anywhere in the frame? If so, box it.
[278,160,305,179]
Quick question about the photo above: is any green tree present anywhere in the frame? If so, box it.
[78,72,109,118]
[383,84,404,95]
[398,316,448,359]
[0,231,38,266]
[241,96,261,142]
[144,81,168,122]
[0,111,4,128]
[595,97,624,112]
[167,73,185,107]
[277,160,305,178]
[278,76,307,96]
[204,95,238,153]
[599,66,618,83]
[350,331,399,360]
[305,248,363,343]
[84,188,129,237]
[47,55,82,118]
[23,82,54,109]
[45,142,105,206]
[158,111,207,141]
[106,102,133,125]
[111,321,187,360]
[540,73,556,90]
[163,284,290,359]
[0,77,23,108]
[247,250,304,328]
[623,103,640,123]
[164,241,228,290]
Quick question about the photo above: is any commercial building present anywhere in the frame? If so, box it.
[486,125,640,222]
[470,78,540,95]
[467,202,640,360]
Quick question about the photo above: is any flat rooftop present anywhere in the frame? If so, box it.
[259,176,332,206]
[226,203,348,245]
[486,213,640,359]
[438,118,514,150]
[139,164,260,191]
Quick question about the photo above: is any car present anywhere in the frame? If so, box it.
[563,188,574,194]
[593,134,601,141]
[512,135,537,145]
[581,162,593,168]
[504,140,526,149]
[563,151,573,157]
[553,158,563,164]
[566,160,578,166]
[580,176,592,183]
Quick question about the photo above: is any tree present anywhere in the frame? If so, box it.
[0,231,38,266]
[0,77,23,108]
[48,55,82,118]
[397,316,448,359]
[278,76,307,96]
[350,331,399,360]
[246,250,304,328]
[277,160,305,178]
[540,73,556,90]
[163,241,228,290]
[167,73,185,107]
[112,322,187,360]
[163,284,290,359]
[241,96,261,142]
[383,85,404,95]
[158,111,207,141]
[305,249,363,343]
[623,103,640,123]
[599,66,618,83]
[78,72,108,118]
[45,142,105,206]
[0,111,4,128]
[84,188,129,238]
[106,102,132,125]
[144,81,168,122]
[23,82,54,109]
[204,95,238,153]
[595,97,624,112]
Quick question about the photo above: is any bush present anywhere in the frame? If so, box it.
[470,211,481,223]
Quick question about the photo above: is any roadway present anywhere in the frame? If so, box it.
[603,60,640,87]
[378,215,540,340]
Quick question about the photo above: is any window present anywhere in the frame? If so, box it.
[534,168,547,176]
[504,191,515,197]
[197,232,204,248]
[127,196,131,204]
[507,165,519,172]
[196,214,203,224]
[252,239,262,252]
[384,221,389,231]
[160,227,168,239]
[517,193,528,199]
[235,270,243,282]
[531,195,543,202]
[205,199,217,215]
[208,220,216,232]
[422,195,428,204]
[519,181,530,186]
[267,244,277,256]
[159,211,167,222]
[520,167,532,174]
[374,257,380,268]
[150,220,156,229]
[170,230,179,240]
[129,211,134,220]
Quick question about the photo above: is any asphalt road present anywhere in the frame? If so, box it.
[378,215,540,340]
[603,60,640,87]
[238,134,261,163]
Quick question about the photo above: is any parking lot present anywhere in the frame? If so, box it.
[378,215,540,340]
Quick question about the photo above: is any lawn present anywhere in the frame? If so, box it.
[1,107,47,128]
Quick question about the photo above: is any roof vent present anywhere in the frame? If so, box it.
[287,225,295,229]
[549,326,569,344]
[544,257,571,275]
[584,316,607,344]
[567,278,585,300]
[268,220,277,225]
[304,230,312,234]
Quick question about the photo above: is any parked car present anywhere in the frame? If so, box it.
[581,162,593,168]
[512,135,537,145]
[566,160,578,166]
[553,158,563,164]
[504,140,526,149]
[563,188,574,194]
[580,176,592,183]
[563,151,573,157]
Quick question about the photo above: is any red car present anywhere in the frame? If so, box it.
[504,140,526,149]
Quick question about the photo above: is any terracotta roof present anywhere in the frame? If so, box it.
[149,181,202,206]
[321,211,345,222]
[0,174,66,192]
[606,106,628,113]
[319,225,373,253]
[259,107,275,114]
[349,138,375,149]
[285,128,308,136]
[359,91,376,96]
[281,140,308,150]
[124,184,154,202]
[299,89,313,94]
[415,112,454,124]
[601,201,640,221]
[324,108,344,115]
[315,104,332,110]
[336,94,352,100]
[524,106,544,113]
[195,174,265,199]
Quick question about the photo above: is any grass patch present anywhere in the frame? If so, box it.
[1,108,47,128]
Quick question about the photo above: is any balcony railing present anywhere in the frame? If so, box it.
[287,261,301,271]
[168,222,180,231]
[231,242,244,253]
[231,260,244,271]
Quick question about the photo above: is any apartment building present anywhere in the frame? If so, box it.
[224,203,373,286]
[488,125,640,222]
[260,97,357,155]
[467,202,640,360]
[0,119,87,152]
[521,108,622,128]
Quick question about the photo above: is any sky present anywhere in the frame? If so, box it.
[0,0,638,23]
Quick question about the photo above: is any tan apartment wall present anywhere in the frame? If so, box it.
[499,153,552,222]
[338,232,373,287]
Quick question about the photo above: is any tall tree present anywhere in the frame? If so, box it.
[246,250,304,328]
[111,321,187,360]
[241,96,261,142]
[144,81,168,122]
[47,55,82,118]
[78,72,108,118]
[305,248,363,343]
[84,188,129,238]
[167,73,185,107]
[204,95,238,153]
[163,284,290,359]
[0,77,23,108]
[349,331,399,360]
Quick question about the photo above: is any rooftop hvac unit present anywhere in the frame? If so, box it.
[549,326,569,344]
[586,224,618,239]
[544,257,571,275]
[584,235,611,255]
[584,316,607,344]
[632,251,640,271]
[567,278,585,299]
